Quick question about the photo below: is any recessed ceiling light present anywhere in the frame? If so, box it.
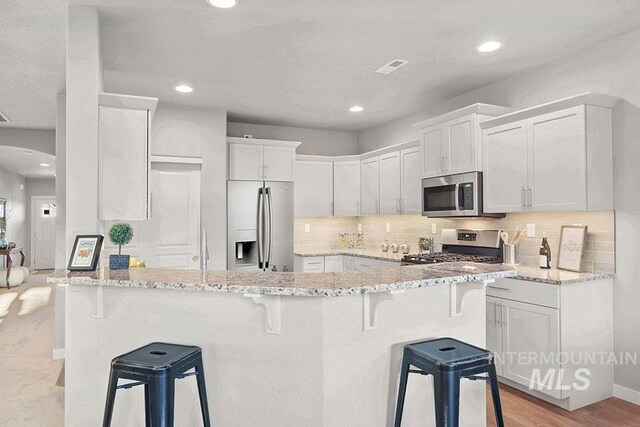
[24,150,33,156]
[40,163,50,167]
[174,84,194,93]
[477,40,502,53]
[349,106,364,113]
[207,0,237,8]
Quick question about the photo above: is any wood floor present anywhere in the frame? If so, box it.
[487,384,640,426]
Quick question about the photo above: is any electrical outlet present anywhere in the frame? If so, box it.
[432,223,437,234]
[527,223,535,237]
[358,223,362,232]
[386,223,391,233]
[304,224,310,233]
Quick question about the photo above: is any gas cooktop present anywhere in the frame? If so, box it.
[401,253,501,265]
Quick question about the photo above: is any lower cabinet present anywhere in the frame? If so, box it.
[294,255,400,272]
[324,255,344,272]
[486,278,613,410]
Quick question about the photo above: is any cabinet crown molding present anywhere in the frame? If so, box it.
[479,92,620,130]
[412,103,512,129]
[227,136,301,148]
[98,92,158,119]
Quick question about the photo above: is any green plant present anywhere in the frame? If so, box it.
[109,223,133,255]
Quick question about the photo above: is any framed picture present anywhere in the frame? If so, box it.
[558,225,588,272]
[68,235,104,271]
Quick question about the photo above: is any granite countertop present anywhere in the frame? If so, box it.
[512,265,614,285]
[294,249,405,262]
[47,262,516,297]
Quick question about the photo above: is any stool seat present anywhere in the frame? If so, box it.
[406,337,495,372]
[394,337,504,427]
[102,342,212,427]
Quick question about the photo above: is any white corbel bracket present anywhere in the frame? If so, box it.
[362,290,406,331]
[449,279,494,317]
[244,294,282,335]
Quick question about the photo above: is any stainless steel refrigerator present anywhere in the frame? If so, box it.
[227,181,294,272]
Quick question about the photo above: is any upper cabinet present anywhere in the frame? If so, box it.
[98,92,158,221]
[294,158,333,217]
[482,93,619,213]
[413,104,512,178]
[399,146,422,214]
[378,152,401,215]
[333,160,360,216]
[360,156,380,215]
[228,137,300,182]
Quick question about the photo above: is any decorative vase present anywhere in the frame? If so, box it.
[109,254,130,270]
[0,236,8,250]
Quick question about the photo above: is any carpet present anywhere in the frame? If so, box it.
[0,272,64,426]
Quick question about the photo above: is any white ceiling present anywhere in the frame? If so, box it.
[0,146,56,178]
[3,0,640,131]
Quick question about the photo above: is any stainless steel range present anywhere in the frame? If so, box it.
[401,229,503,266]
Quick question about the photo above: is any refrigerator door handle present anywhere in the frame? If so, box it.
[265,187,273,268]
[257,188,265,269]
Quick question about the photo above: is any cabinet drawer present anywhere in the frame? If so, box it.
[487,278,559,309]
[303,256,325,271]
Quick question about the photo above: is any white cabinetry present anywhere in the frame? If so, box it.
[413,104,512,179]
[294,159,333,217]
[360,157,380,216]
[98,92,158,221]
[333,160,360,216]
[379,152,401,215]
[399,146,422,214]
[228,137,300,182]
[294,255,399,272]
[324,255,344,272]
[482,93,618,213]
[486,277,613,410]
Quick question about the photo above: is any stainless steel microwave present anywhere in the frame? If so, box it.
[422,172,504,218]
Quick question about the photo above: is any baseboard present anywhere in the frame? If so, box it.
[613,384,640,405]
[52,347,65,360]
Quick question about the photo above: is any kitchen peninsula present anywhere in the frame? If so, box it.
[50,263,515,427]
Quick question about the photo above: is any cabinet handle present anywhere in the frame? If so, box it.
[331,201,334,216]
[521,186,526,210]
[528,187,532,210]
[400,198,404,214]
[357,200,360,216]
[149,192,153,218]
[495,302,500,327]
[375,200,379,215]
[501,302,506,326]
[307,261,323,265]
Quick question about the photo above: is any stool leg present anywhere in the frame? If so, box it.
[393,355,411,427]
[144,384,152,427]
[195,360,212,427]
[488,365,504,427]
[102,370,119,427]
[148,375,175,427]
[433,371,460,427]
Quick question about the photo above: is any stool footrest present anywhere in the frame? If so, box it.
[176,371,197,380]
[116,381,146,390]
[408,369,429,376]
[466,374,489,382]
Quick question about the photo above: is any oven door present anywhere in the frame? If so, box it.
[422,172,480,217]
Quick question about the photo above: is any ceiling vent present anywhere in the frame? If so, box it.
[375,59,408,75]
[0,111,11,124]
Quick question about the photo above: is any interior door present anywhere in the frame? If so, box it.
[32,197,56,269]
[147,161,202,268]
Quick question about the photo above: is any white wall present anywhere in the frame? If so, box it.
[24,178,56,268]
[0,165,26,253]
[0,128,55,156]
[228,122,357,156]
[357,28,640,394]
[152,104,228,270]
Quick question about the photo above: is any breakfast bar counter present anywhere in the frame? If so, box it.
[50,263,515,427]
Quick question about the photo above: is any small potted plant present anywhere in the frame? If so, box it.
[108,223,133,270]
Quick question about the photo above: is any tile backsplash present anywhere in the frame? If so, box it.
[294,211,615,273]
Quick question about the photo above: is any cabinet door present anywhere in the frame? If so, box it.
[529,106,587,211]
[333,161,360,216]
[264,145,295,181]
[502,299,563,399]
[400,146,422,214]
[483,120,529,213]
[486,296,503,376]
[99,106,149,221]
[360,157,380,215]
[446,114,476,174]
[421,127,444,177]
[294,161,333,217]
[379,152,401,215]
[324,255,344,272]
[353,257,382,272]
[229,143,263,181]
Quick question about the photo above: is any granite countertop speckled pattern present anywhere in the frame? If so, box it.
[47,263,516,297]
[512,265,614,285]
[294,249,404,262]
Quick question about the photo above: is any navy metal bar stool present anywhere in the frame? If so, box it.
[102,342,212,427]
[394,337,504,427]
